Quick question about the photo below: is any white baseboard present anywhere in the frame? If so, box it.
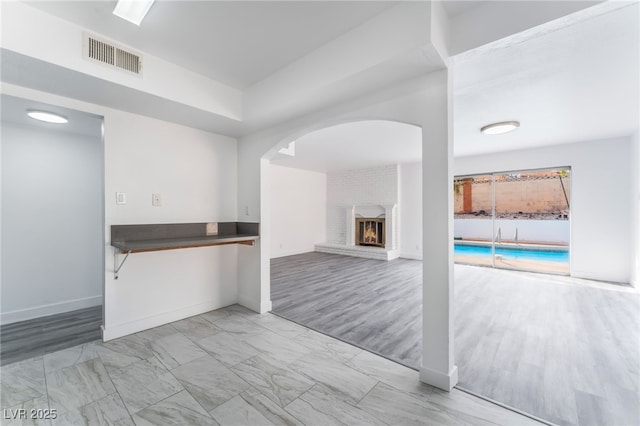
[400,252,423,260]
[315,243,400,261]
[0,295,102,325]
[419,365,458,391]
[630,273,638,288]
[571,270,629,285]
[271,248,315,259]
[260,300,273,314]
[237,293,258,312]
[237,293,272,314]
[102,300,225,341]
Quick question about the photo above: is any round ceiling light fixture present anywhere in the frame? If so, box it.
[481,121,519,135]
[27,110,68,124]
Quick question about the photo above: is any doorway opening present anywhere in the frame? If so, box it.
[266,119,424,368]
[453,167,571,275]
[0,95,105,364]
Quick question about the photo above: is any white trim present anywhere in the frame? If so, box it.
[260,300,273,314]
[237,292,258,312]
[571,270,629,285]
[271,248,316,259]
[0,295,102,325]
[101,300,227,341]
[315,243,400,261]
[419,365,459,391]
[399,252,423,260]
[237,293,272,314]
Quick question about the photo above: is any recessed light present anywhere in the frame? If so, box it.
[27,110,68,124]
[481,121,520,135]
[113,0,155,26]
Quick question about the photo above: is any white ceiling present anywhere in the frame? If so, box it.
[1,94,103,138]
[453,1,639,157]
[25,0,396,89]
[441,1,486,18]
[7,1,639,173]
[271,121,422,173]
[270,1,638,172]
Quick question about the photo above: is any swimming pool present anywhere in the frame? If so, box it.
[454,243,569,263]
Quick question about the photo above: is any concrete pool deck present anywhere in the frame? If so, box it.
[454,254,570,275]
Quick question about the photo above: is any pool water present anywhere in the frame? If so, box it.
[454,244,569,263]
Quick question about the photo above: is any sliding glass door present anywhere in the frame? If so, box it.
[453,174,494,268]
[454,168,570,275]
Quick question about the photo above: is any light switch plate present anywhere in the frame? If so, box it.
[116,192,126,205]
[206,222,218,236]
[152,193,162,207]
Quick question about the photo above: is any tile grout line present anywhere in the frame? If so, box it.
[95,347,138,423]
[41,356,53,426]
[164,329,240,422]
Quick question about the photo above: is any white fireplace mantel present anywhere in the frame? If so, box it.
[317,203,400,261]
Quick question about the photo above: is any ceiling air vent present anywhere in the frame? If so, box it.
[83,33,142,76]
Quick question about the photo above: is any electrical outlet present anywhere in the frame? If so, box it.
[206,222,218,236]
[244,206,249,215]
[116,192,126,205]
[152,193,162,206]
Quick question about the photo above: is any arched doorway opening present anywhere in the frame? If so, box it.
[261,119,425,368]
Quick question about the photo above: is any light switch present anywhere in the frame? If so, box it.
[152,193,162,206]
[116,192,126,205]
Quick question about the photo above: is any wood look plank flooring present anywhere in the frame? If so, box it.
[271,252,640,426]
[0,305,102,365]
[272,252,422,366]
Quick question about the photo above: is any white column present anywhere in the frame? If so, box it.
[383,204,397,250]
[420,68,457,391]
[345,205,356,246]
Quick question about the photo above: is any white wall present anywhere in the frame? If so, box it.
[1,2,242,121]
[239,70,458,390]
[400,162,423,259]
[630,131,639,287]
[455,137,632,283]
[326,165,399,245]
[238,72,449,312]
[103,109,239,340]
[269,165,326,258]
[1,83,240,340]
[1,123,103,323]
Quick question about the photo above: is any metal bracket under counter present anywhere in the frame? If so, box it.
[110,222,259,279]
[114,250,131,280]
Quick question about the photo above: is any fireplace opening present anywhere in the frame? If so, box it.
[356,218,385,248]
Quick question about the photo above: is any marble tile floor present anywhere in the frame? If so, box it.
[0,304,541,426]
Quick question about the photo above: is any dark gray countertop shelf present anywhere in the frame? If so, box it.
[111,234,259,253]
[110,222,259,279]
[111,222,259,254]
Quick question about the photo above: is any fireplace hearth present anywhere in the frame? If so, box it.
[355,218,385,248]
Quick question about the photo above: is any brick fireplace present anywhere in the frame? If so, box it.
[316,203,399,260]
[316,165,401,261]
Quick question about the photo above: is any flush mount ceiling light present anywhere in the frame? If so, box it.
[113,0,156,26]
[27,110,68,124]
[481,121,520,135]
